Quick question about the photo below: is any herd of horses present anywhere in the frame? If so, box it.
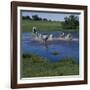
[31,27,78,43]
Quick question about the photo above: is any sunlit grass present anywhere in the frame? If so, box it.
[21,20,78,32]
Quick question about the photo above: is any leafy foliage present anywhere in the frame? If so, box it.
[32,15,42,21]
[22,16,31,20]
[62,15,79,29]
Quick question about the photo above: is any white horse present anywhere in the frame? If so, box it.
[64,33,72,40]
[32,27,49,43]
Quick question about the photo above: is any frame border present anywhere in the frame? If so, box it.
[11,1,88,89]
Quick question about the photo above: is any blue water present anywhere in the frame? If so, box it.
[21,31,79,62]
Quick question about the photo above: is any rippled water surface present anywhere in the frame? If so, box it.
[21,31,79,62]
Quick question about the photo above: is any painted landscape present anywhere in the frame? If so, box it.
[21,11,79,78]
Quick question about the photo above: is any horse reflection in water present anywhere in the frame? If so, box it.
[32,26,51,58]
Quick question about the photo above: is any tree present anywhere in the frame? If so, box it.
[22,16,31,20]
[32,15,42,21]
[43,18,48,21]
[62,15,79,29]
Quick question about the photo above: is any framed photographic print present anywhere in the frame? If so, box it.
[11,1,88,89]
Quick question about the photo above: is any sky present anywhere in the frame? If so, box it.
[21,11,79,21]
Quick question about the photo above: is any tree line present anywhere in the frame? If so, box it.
[22,14,79,29]
[22,15,48,21]
[62,15,79,29]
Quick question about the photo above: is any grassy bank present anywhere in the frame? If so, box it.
[21,54,79,78]
[21,20,78,32]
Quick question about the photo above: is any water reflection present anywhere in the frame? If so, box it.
[21,31,79,62]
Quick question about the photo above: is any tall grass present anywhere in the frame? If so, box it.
[21,20,78,32]
[21,54,79,78]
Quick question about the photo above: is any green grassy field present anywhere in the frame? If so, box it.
[21,20,78,32]
[21,54,79,78]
